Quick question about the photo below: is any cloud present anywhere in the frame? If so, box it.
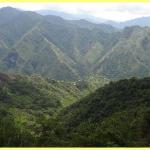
[0,3,150,21]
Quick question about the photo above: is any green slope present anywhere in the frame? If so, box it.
[0,72,108,141]
[1,7,150,81]
[38,77,150,146]
[13,26,80,80]
[0,7,119,80]
[95,26,150,79]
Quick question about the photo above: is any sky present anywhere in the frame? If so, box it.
[0,3,150,21]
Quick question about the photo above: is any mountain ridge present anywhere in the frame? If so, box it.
[1,7,150,81]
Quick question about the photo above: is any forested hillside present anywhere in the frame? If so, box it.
[1,77,150,146]
[38,77,150,147]
[0,7,118,80]
[0,72,108,146]
[0,6,150,147]
[1,7,150,81]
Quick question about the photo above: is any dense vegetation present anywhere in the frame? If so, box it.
[0,76,150,146]
[0,6,150,147]
[37,77,150,147]
[0,72,108,146]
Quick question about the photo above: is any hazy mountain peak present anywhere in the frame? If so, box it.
[0,6,19,12]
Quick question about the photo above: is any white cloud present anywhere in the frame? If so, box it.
[0,3,150,21]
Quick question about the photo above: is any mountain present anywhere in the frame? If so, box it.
[69,19,117,31]
[36,9,107,24]
[0,6,150,148]
[0,7,42,47]
[1,7,150,81]
[38,77,150,146]
[107,16,150,28]
[0,7,117,81]
[37,10,150,28]
[94,26,150,79]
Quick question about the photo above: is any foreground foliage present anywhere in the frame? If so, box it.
[0,73,108,146]
[38,77,150,147]
[0,75,150,146]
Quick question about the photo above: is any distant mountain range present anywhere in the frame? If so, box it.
[36,9,107,24]
[1,7,150,81]
[107,16,150,28]
[37,9,150,28]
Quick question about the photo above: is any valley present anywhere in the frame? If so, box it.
[0,6,150,147]
[1,7,150,81]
